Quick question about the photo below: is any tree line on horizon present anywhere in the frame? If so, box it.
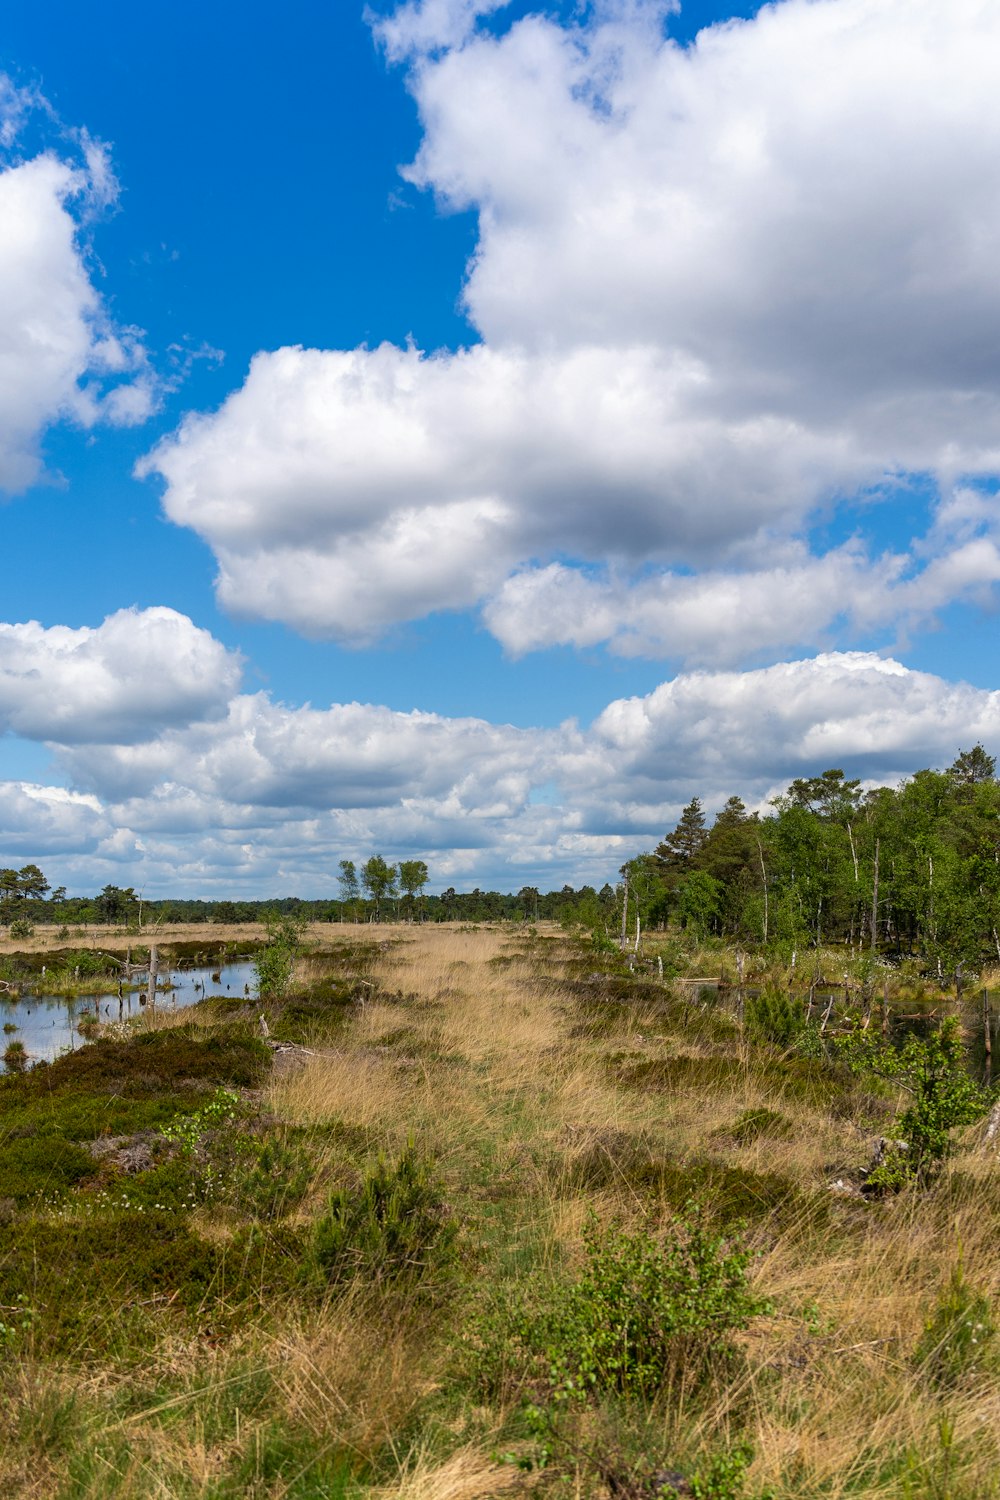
[619,744,1000,969]
[0,856,617,931]
[3,744,999,964]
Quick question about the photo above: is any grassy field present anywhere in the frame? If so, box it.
[0,922,997,1497]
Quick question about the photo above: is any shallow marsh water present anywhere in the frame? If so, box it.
[0,960,257,1072]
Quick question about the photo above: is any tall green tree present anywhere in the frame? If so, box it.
[654,797,709,891]
[398,859,429,918]
[337,859,361,920]
[361,856,397,922]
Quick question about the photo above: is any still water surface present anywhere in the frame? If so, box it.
[0,961,257,1072]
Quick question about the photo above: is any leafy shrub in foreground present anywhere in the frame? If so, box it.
[475,1212,769,1405]
[841,1018,991,1190]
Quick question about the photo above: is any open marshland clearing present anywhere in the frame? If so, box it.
[0,922,998,1498]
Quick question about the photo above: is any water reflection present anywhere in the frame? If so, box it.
[0,962,257,1072]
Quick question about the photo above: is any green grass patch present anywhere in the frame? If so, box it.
[0,1212,304,1357]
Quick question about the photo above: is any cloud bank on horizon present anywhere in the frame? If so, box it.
[1,0,1000,896]
[2,619,998,893]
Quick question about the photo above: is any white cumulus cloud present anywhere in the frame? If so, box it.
[0,83,156,493]
[0,607,242,743]
[141,0,1000,655]
[1,637,997,893]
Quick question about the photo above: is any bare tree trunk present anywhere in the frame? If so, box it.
[147,945,158,1009]
[984,990,992,1086]
[756,837,769,943]
[870,838,880,955]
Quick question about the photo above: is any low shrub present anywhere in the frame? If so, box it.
[725,1108,794,1146]
[310,1142,457,1292]
[913,1257,995,1387]
[744,988,806,1049]
[474,1212,770,1405]
[847,1019,991,1190]
[0,1134,95,1204]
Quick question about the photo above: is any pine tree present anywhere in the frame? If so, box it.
[655,797,709,874]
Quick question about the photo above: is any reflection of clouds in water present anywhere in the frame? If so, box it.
[0,961,257,1069]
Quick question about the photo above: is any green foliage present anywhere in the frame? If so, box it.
[549,1214,769,1399]
[476,1213,769,1406]
[226,1133,314,1220]
[686,1446,766,1500]
[254,912,306,1000]
[840,1018,990,1188]
[311,1142,457,1290]
[0,1134,95,1204]
[744,987,806,1049]
[590,925,619,954]
[0,1211,302,1355]
[913,1256,995,1387]
[726,1107,794,1146]
[0,1291,35,1346]
[0,1026,269,1103]
[159,1086,244,1151]
[8,918,33,939]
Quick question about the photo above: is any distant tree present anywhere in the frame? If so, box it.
[518,886,540,921]
[781,768,863,821]
[655,797,709,875]
[675,869,724,940]
[16,864,50,901]
[338,859,361,920]
[95,885,137,925]
[398,859,429,919]
[361,856,397,922]
[948,744,996,786]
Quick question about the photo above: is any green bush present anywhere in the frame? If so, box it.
[476,1212,769,1405]
[550,1214,769,1399]
[913,1257,995,1387]
[0,1135,96,1204]
[254,912,306,1001]
[856,1019,990,1190]
[311,1142,456,1291]
[227,1134,314,1220]
[744,987,806,1049]
[726,1108,793,1146]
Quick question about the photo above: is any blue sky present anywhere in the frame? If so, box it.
[1,0,999,897]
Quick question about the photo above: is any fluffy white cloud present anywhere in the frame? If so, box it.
[0,607,242,743]
[2,640,998,894]
[483,509,1000,662]
[143,340,868,637]
[142,0,1000,653]
[58,690,562,807]
[0,85,155,493]
[0,782,108,857]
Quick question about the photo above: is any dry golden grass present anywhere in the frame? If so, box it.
[8,922,1000,1497]
[274,1050,412,1133]
[370,1444,522,1500]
